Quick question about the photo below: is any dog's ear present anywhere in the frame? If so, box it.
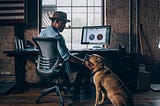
[96,56,106,66]
[101,57,106,66]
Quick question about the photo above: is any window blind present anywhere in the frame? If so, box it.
[0,0,25,25]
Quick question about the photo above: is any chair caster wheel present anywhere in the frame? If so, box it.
[35,99,40,104]
[60,103,64,106]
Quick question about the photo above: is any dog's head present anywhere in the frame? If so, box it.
[84,54,106,71]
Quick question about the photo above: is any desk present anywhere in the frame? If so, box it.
[3,49,39,91]
[3,48,137,92]
[4,48,121,87]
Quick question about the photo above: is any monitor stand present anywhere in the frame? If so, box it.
[90,46,107,50]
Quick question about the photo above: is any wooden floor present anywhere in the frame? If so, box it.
[0,86,160,106]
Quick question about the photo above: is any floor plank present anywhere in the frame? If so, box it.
[0,87,160,106]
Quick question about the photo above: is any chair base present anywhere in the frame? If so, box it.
[35,85,64,105]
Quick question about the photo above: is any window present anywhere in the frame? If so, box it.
[41,0,104,50]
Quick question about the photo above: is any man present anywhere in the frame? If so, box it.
[39,11,91,96]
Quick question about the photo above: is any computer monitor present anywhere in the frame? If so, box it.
[81,25,111,45]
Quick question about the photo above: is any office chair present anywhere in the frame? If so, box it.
[32,37,67,106]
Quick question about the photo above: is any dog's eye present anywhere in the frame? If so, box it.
[95,58,103,64]
[96,59,101,63]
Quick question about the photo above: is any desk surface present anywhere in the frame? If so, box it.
[70,48,119,52]
[4,48,120,56]
[3,48,39,57]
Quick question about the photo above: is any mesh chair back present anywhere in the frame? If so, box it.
[33,37,60,58]
[32,37,62,80]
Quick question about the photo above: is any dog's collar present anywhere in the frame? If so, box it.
[90,67,105,76]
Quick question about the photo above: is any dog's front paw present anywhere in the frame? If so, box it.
[94,104,97,106]
[98,100,104,105]
[98,102,104,105]
[94,102,100,106]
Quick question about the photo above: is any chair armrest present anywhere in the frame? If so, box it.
[71,53,79,56]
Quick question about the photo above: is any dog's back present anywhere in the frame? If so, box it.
[102,69,134,106]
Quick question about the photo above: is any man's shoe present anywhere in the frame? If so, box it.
[70,87,80,95]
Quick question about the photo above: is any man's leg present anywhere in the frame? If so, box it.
[71,65,91,94]
[59,69,71,90]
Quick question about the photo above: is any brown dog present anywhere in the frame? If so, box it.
[84,54,134,106]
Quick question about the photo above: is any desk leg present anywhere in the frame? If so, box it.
[14,55,27,92]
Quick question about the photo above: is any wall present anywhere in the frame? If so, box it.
[0,27,39,82]
[0,27,14,76]
[0,0,39,82]
[106,0,160,83]
[139,0,160,83]
[24,29,39,83]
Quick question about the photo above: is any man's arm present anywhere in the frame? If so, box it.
[69,54,84,65]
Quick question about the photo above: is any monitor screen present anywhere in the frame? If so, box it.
[81,25,111,45]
